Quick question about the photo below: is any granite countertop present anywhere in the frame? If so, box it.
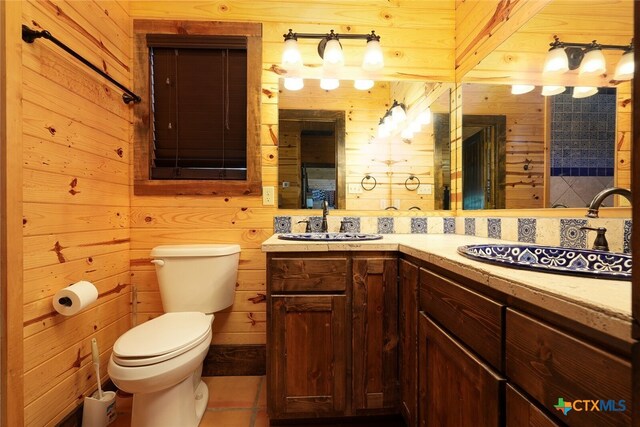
[262,233,632,342]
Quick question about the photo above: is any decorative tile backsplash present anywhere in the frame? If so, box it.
[274,214,631,254]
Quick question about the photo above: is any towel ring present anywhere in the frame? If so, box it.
[405,175,420,191]
[361,175,377,191]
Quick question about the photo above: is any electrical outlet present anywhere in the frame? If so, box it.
[263,186,275,206]
[418,184,432,195]
[348,184,362,194]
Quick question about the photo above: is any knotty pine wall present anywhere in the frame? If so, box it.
[129,1,456,343]
[19,1,132,425]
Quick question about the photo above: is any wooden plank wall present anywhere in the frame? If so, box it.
[616,81,632,206]
[20,1,132,425]
[128,1,456,345]
[462,84,545,209]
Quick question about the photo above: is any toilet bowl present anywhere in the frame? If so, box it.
[108,244,240,427]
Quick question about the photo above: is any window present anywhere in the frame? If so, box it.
[133,20,262,195]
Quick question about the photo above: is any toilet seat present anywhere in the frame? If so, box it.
[112,312,212,367]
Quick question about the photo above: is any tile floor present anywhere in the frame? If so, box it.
[111,376,267,427]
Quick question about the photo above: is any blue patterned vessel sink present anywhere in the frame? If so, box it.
[457,244,631,281]
[278,232,383,242]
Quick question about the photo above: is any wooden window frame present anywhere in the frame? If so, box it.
[133,19,262,196]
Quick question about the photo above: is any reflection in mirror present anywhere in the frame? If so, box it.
[278,80,452,211]
[459,0,632,210]
[462,83,630,209]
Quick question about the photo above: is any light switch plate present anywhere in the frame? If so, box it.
[348,184,362,194]
[418,184,432,195]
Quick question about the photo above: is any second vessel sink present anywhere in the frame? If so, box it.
[278,232,383,242]
[458,244,631,281]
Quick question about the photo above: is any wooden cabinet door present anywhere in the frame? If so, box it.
[399,259,419,426]
[269,295,348,419]
[418,312,504,427]
[352,257,399,413]
[506,385,560,427]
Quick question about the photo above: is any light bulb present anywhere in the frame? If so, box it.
[377,122,390,138]
[541,86,566,96]
[572,86,598,98]
[391,103,407,124]
[362,39,384,71]
[409,121,422,133]
[401,128,414,140]
[281,38,302,68]
[579,48,606,75]
[543,46,569,74]
[284,78,304,91]
[511,84,535,95]
[322,38,344,68]
[418,108,431,125]
[354,79,374,90]
[614,50,634,80]
[320,78,339,90]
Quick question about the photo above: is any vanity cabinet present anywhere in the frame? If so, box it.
[399,259,419,427]
[352,257,399,413]
[506,385,560,427]
[418,268,505,427]
[267,253,399,422]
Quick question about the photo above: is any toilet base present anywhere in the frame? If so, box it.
[130,372,209,427]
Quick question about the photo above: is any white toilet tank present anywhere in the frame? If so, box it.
[150,244,240,314]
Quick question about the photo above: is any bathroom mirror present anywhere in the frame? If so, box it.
[278,80,452,211]
[460,0,633,210]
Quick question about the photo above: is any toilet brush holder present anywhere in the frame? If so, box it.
[82,390,117,427]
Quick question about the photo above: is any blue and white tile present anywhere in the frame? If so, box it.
[306,216,323,232]
[623,220,632,254]
[517,218,537,243]
[464,218,476,236]
[394,217,411,234]
[427,217,444,234]
[444,217,456,234]
[274,216,292,233]
[487,218,502,239]
[411,218,428,234]
[340,217,361,233]
[559,218,588,248]
[378,217,395,234]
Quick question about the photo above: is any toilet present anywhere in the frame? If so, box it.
[108,244,240,427]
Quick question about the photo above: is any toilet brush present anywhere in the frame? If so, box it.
[91,338,104,400]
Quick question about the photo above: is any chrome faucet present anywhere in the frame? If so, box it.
[321,200,329,232]
[586,187,632,218]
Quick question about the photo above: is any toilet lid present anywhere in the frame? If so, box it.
[112,312,212,367]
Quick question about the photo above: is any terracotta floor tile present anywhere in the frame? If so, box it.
[204,376,262,409]
[200,409,253,427]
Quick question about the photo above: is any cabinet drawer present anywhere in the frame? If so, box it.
[506,309,631,427]
[419,268,503,370]
[269,257,348,292]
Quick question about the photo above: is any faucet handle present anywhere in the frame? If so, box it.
[297,219,312,233]
[580,226,609,251]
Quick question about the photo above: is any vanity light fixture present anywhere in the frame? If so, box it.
[572,86,598,99]
[281,29,384,91]
[511,84,535,95]
[542,35,634,80]
[541,85,566,96]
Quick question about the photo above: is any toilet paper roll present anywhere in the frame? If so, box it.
[53,281,99,316]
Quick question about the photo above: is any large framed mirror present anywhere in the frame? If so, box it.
[277,80,452,211]
[459,0,633,210]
